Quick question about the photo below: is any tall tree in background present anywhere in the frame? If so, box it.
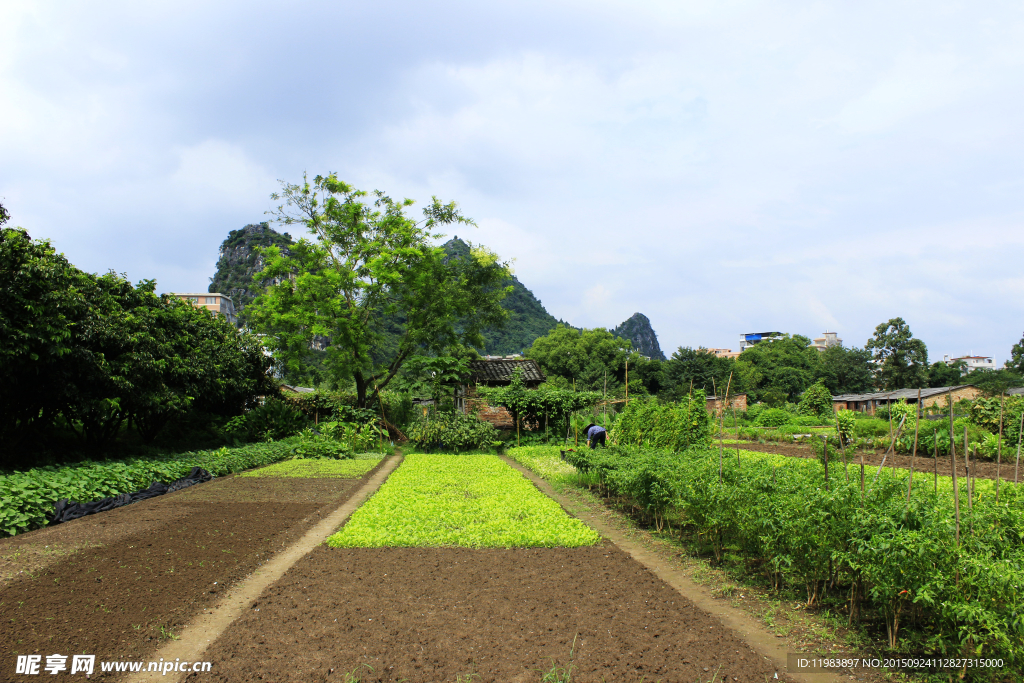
[928,359,965,388]
[866,317,928,390]
[814,344,874,395]
[526,325,656,395]
[1008,332,1024,374]
[662,347,740,400]
[247,174,511,408]
[734,334,818,403]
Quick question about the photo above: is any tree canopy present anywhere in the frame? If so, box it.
[525,325,656,396]
[246,174,512,408]
[661,347,740,400]
[734,334,819,403]
[866,317,928,390]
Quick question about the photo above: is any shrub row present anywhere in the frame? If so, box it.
[0,441,298,537]
[563,445,1024,671]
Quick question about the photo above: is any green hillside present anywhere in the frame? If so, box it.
[440,237,562,355]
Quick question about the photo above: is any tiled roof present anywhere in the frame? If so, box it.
[468,359,546,385]
[833,386,973,402]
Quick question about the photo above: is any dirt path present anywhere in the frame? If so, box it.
[1,458,390,679]
[732,440,1022,482]
[501,456,841,683]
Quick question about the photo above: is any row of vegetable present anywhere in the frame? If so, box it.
[327,454,600,548]
[0,441,302,537]
[516,442,1023,673]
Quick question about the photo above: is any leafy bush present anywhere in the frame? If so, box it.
[0,441,298,536]
[834,409,856,443]
[292,435,354,460]
[225,399,307,442]
[408,411,497,452]
[613,391,714,451]
[798,380,833,418]
[755,408,790,428]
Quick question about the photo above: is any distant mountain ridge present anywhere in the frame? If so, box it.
[612,312,666,360]
[208,225,665,358]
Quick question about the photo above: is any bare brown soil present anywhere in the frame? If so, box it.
[189,544,790,683]
[1,461,386,675]
[733,440,1021,482]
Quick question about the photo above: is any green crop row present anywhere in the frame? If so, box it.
[0,441,299,537]
[326,454,600,548]
[240,456,383,478]
[511,444,1024,674]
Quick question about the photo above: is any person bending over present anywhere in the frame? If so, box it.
[584,423,607,449]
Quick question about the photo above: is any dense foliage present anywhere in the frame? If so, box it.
[407,411,498,452]
[521,444,1024,671]
[866,317,929,390]
[0,228,277,466]
[798,380,833,418]
[247,174,511,408]
[482,367,602,437]
[526,324,655,396]
[327,454,600,548]
[612,391,715,451]
[0,441,298,537]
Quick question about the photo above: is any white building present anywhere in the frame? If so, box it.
[810,331,842,353]
[943,354,995,373]
[739,332,784,352]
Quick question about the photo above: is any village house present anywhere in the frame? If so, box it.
[461,357,545,429]
[170,292,237,325]
[832,385,981,416]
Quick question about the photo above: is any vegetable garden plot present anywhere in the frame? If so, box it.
[188,545,787,683]
[0,460,388,671]
[239,456,383,479]
[327,454,600,548]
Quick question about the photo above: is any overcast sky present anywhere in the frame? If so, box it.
[3,1,1023,363]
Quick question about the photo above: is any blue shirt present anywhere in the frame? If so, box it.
[587,425,606,439]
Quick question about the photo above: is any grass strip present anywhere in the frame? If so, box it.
[327,454,600,548]
[240,457,382,479]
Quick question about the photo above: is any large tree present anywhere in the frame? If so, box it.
[928,359,965,388]
[814,344,874,395]
[1008,332,1024,374]
[865,317,928,390]
[247,174,511,408]
[662,347,741,400]
[526,325,655,396]
[734,334,819,403]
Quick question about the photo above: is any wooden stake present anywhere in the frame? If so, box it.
[860,464,865,503]
[835,411,849,483]
[718,372,732,484]
[1016,410,1024,485]
[964,427,972,514]
[933,430,938,495]
[823,435,829,491]
[996,393,1004,502]
[904,450,915,523]
[624,360,629,405]
[872,414,907,486]
[949,394,960,547]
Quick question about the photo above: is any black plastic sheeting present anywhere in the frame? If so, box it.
[50,467,213,525]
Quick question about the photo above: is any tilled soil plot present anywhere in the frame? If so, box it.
[192,543,787,683]
[733,441,1015,481]
[1,462,385,671]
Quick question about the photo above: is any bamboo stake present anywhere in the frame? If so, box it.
[860,464,865,503]
[718,372,732,484]
[964,427,972,514]
[1016,411,1024,485]
[949,395,960,547]
[996,393,1004,502]
[624,360,629,405]
[872,414,907,486]
[823,435,829,491]
[835,410,849,483]
[933,430,938,495]
[904,449,915,522]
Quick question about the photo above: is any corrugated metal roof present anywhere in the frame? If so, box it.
[833,386,973,402]
[468,359,546,385]
[1007,387,1024,396]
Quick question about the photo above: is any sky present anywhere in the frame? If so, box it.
[3,1,1023,363]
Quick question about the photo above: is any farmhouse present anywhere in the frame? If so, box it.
[706,393,748,413]
[461,357,546,429]
[832,385,981,416]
